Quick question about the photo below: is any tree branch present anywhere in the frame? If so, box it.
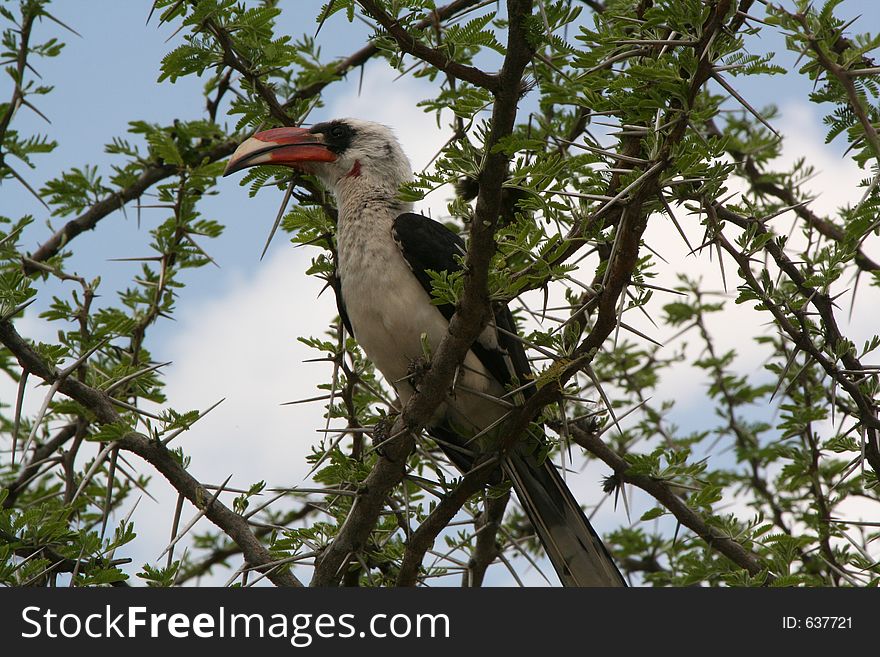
[511,0,756,294]
[24,138,237,273]
[396,458,496,586]
[201,14,291,125]
[310,0,535,586]
[174,505,313,585]
[502,0,739,449]
[1,526,132,585]
[792,11,880,161]
[691,304,792,534]
[357,0,500,92]
[710,203,880,481]
[0,6,35,147]
[569,421,771,580]
[24,0,486,272]
[284,0,488,108]
[708,118,880,272]
[2,423,77,509]
[0,318,304,587]
[468,489,509,586]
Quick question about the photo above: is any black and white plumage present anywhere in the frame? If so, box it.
[225,118,625,587]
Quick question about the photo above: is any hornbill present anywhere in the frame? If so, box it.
[224,118,625,587]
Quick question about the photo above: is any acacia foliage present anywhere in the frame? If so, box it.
[1,0,879,587]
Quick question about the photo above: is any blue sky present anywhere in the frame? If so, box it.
[3,1,875,273]
[3,0,876,308]
[2,1,879,586]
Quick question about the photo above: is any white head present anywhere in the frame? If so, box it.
[224,118,413,205]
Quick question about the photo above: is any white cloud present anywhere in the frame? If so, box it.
[774,101,865,215]
[158,250,337,486]
[0,313,58,423]
[97,248,339,584]
[629,100,878,420]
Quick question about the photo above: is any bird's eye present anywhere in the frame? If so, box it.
[329,125,347,139]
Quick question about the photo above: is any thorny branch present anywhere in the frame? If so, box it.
[786,10,880,161]
[468,490,509,586]
[310,0,536,586]
[283,0,488,108]
[200,13,292,125]
[24,137,238,273]
[569,421,772,580]
[175,505,314,585]
[0,319,304,587]
[396,456,497,586]
[690,305,791,533]
[511,1,756,294]
[23,0,487,272]
[357,0,501,92]
[709,118,880,273]
[503,0,741,451]
[709,203,880,481]
[0,6,36,147]
[1,525,132,584]
[2,423,77,509]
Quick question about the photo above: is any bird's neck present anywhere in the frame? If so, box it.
[333,169,413,225]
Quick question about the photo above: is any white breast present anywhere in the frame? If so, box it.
[336,203,509,437]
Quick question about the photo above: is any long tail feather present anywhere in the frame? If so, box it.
[505,450,626,587]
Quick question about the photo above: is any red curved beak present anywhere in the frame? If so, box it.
[223,127,336,176]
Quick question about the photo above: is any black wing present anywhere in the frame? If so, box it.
[391,212,464,321]
[392,212,532,396]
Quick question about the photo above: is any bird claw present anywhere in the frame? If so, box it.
[406,356,431,391]
[371,415,395,456]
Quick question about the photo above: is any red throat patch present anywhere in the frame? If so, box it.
[345,160,362,178]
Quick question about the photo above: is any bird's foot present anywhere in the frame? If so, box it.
[406,356,430,391]
[371,414,396,456]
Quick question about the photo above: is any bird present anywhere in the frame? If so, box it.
[224,118,626,587]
